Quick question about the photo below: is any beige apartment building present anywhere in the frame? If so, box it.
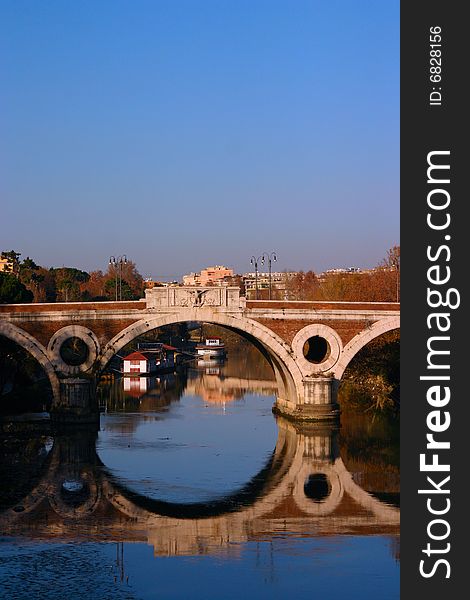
[0,257,13,273]
[183,265,234,286]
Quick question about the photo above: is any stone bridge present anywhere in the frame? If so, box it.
[0,419,399,555]
[0,287,399,422]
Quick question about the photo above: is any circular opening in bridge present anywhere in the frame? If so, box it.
[303,336,330,364]
[59,337,89,366]
[60,478,90,507]
[304,473,331,502]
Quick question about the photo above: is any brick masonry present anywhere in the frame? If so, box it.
[0,299,398,349]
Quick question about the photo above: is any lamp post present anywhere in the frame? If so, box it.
[250,255,265,300]
[109,255,128,301]
[261,252,277,300]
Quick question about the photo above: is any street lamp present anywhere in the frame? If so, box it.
[250,255,265,300]
[261,252,277,300]
[109,255,128,301]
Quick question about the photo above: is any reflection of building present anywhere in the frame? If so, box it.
[123,376,149,398]
[196,385,240,404]
[185,367,278,405]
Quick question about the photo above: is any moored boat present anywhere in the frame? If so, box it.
[195,336,226,358]
[122,343,176,375]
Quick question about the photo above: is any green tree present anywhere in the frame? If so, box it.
[50,267,90,302]
[339,330,400,413]
[0,272,34,303]
[21,257,40,271]
[104,277,134,300]
[18,257,44,301]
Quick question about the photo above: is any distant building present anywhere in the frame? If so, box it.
[324,267,362,274]
[144,278,179,288]
[143,278,163,289]
[242,271,298,300]
[199,265,234,286]
[0,257,13,273]
[182,272,201,286]
[182,266,234,286]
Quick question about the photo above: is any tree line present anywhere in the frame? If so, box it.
[0,250,144,303]
[268,246,400,303]
[1,245,400,304]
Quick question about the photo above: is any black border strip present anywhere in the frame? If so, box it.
[401,2,467,596]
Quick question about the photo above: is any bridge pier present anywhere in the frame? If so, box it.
[50,378,99,425]
[274,376,339,422]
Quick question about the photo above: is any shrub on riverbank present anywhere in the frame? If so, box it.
[339,331,399,415]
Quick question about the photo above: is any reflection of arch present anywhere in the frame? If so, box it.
[102,441,292,519]
[333,458,400,522]
[0,431,102,519]
[102,419,399,526]
[97,312,304,405]
[0,421,399,551]
[48,471,102,519]
[0,322,60,401]
[292,463,343,516]
[0,436,54,512]
[333,316,400,380]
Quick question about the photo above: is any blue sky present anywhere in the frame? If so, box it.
[0,0,399,280]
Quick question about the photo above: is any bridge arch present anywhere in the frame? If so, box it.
[97,310,304,406]
[332,315,400,380]
[0,321,60,402]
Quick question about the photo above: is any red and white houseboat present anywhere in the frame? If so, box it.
[122,345,175,376]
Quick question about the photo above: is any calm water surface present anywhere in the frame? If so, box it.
[0,353,399,599]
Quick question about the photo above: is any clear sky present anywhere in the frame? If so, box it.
[0,0,399,280]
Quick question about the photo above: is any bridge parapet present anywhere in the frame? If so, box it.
[145,286,245,314]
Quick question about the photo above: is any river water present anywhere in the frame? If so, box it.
[0,349,399,599]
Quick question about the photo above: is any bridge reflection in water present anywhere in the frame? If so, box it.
[0,418,399,559]
[0,339,399,597]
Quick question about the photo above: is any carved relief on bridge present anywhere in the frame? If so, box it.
[145,286,244,312]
